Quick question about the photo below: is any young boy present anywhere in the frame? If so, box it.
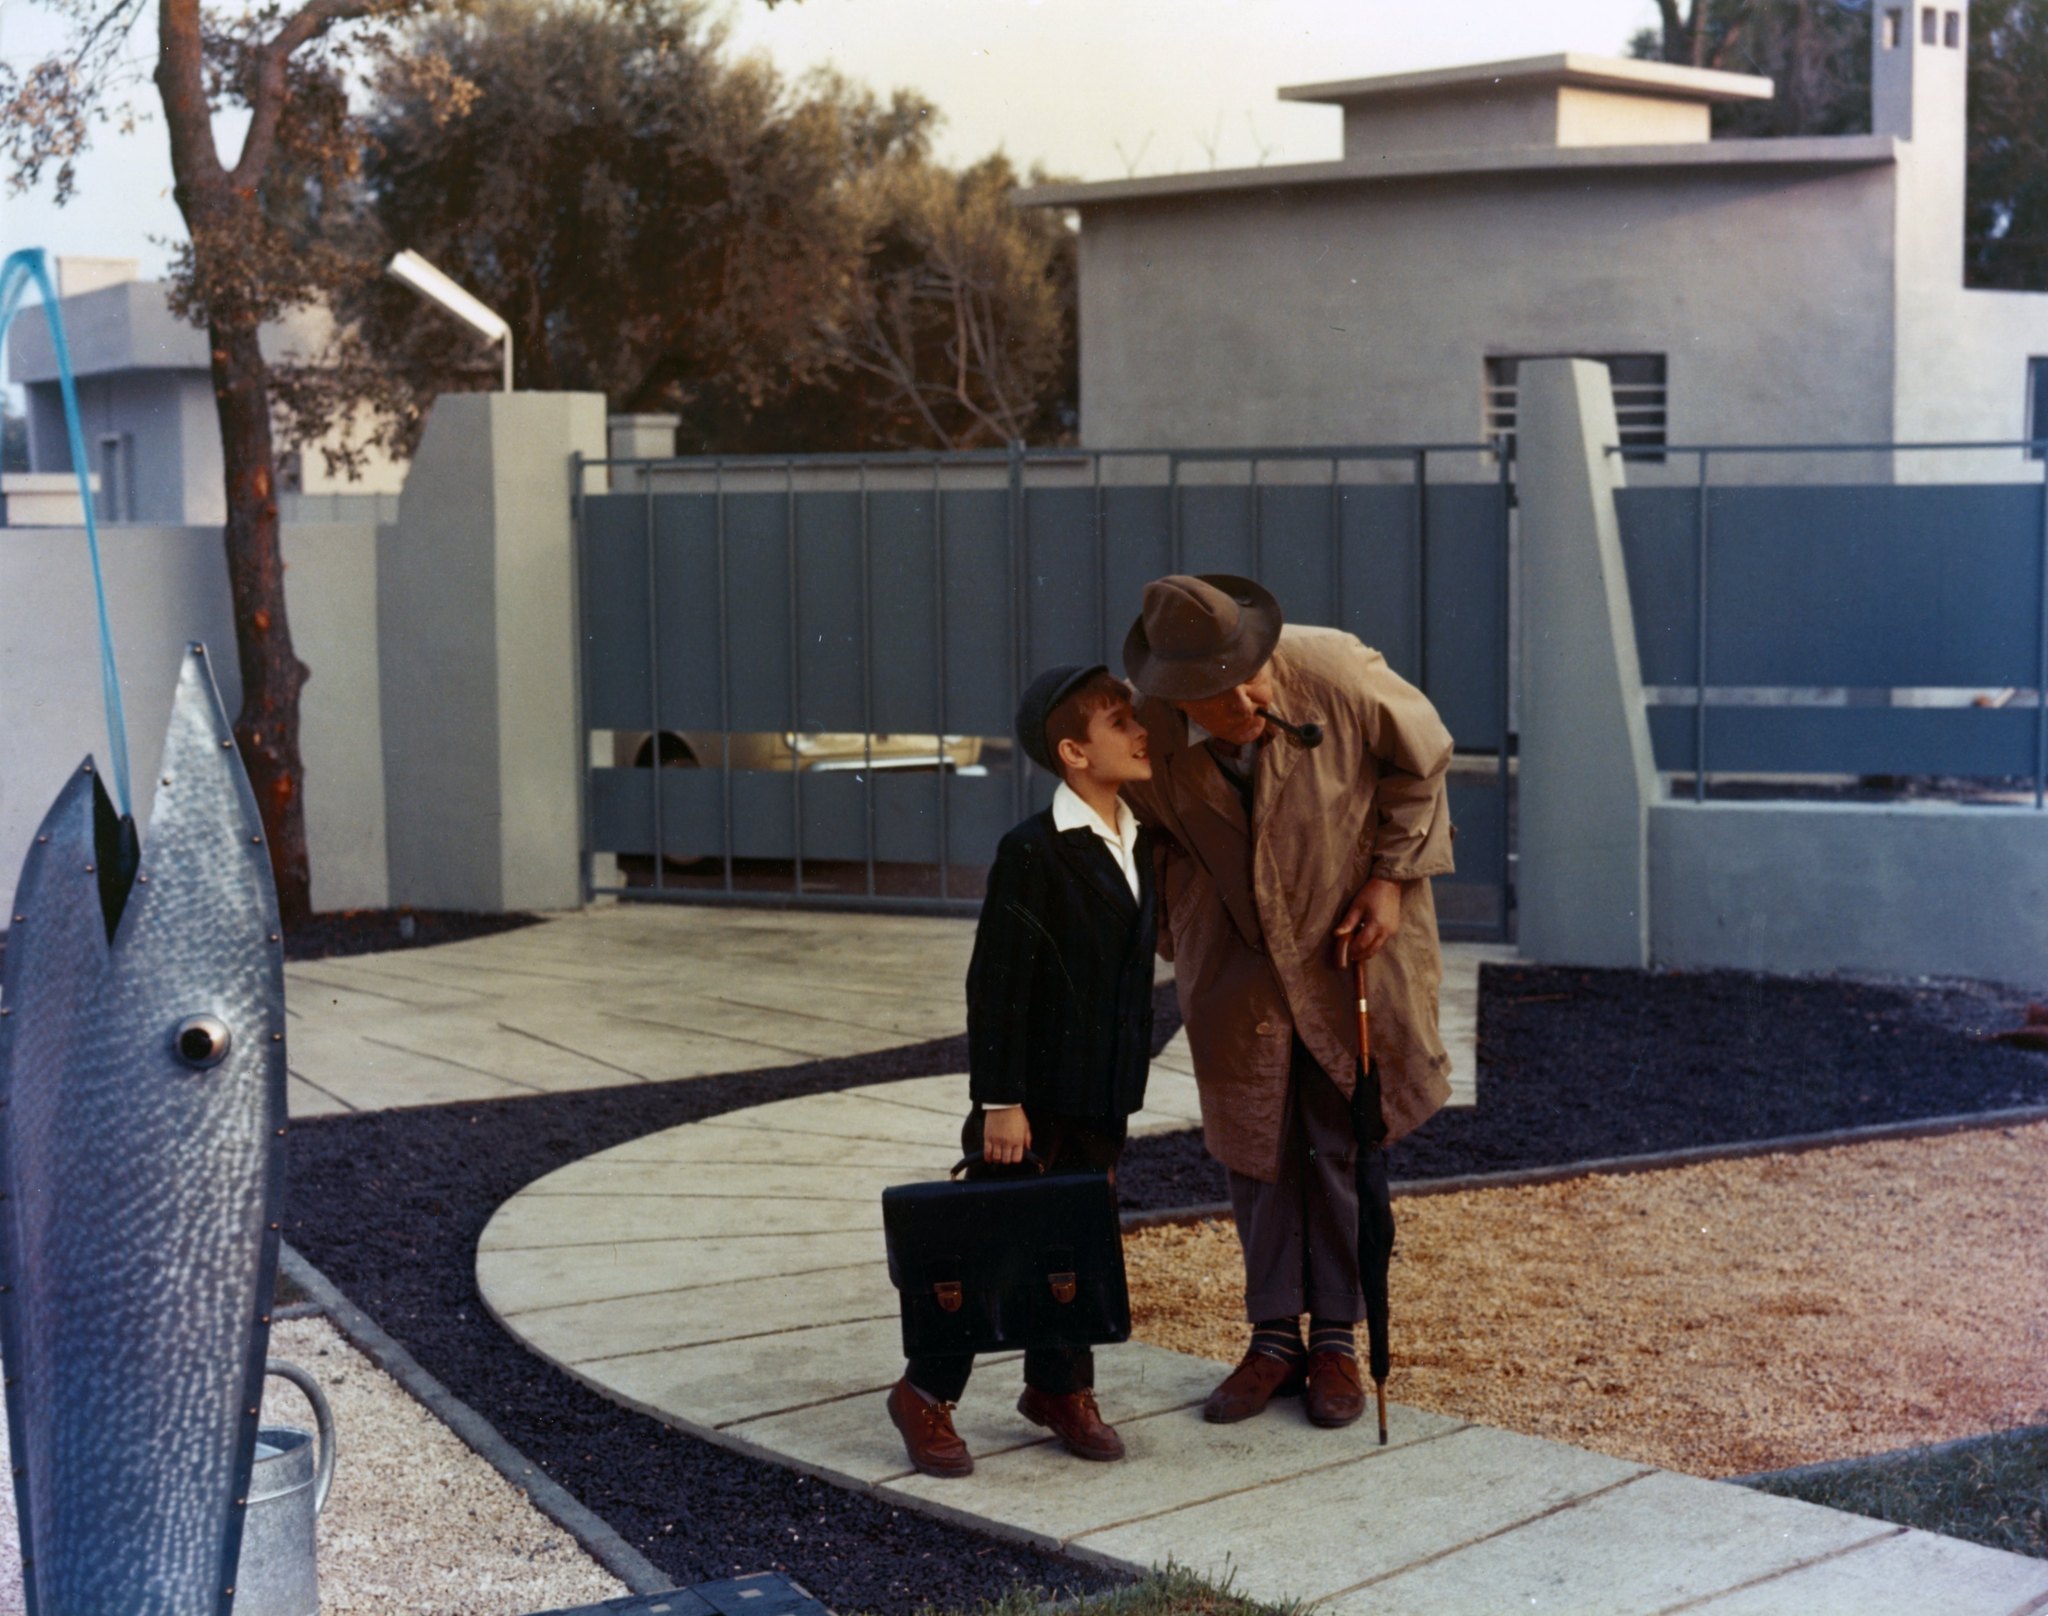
[885,664,1157,1478]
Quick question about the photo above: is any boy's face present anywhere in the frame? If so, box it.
[1060,697,1153,787]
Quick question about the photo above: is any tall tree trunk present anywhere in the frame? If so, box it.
[210,318,313,923]
[157,0,315,922]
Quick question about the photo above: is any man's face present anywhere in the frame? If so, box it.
[1062,697,1153,785]
[1171,666,1276,747]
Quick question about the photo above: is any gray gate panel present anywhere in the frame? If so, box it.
[581,494,655,730]
[793,491,868,734]
[1342,485,1420,681]
[1100,487,1174,667]
[589,764,726,858]
[1258,486,1341,630]
[723,494,797,732]
[1180,485,1260,577]
[1445,777,1505,884]
[651,494,724,730]
[1024,487,1109,671]
[1426,485,1509,750]
[941,489,1015,737]
[1619,486,2046,689]
[868,491,941,734]
[1646,706,2037,776]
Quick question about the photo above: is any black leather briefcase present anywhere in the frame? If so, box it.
[881,1153,1130,1358]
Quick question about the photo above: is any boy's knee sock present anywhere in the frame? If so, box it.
[1308,1317,1358,1360]
[1249,1316,1305,1366]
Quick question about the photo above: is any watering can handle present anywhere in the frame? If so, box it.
[264,1359,337,1515]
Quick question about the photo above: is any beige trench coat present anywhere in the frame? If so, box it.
[1125,625,1457,1182]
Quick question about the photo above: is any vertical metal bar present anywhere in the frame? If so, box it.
[570,452,597,898]
[933,461,951,899]
[643,459,666,889]
[1413,448,1430,693]
[1329,456,1344,632]
[1169,452,1183,575]
[1248,457,1262,584]
[1011,437,1029,825]
[1694,450,1711,804]
[716,458,734,895]
[1093,452,1108,663]
[1496,435,1514,941]
[860,460,877,896]
[787,463,805,894]
[2036,450,2048,808]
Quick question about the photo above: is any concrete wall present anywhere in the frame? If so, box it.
[1074,163,1899,468]
[378,391,606,913]
[0,522,388,922]
[1649,800,2048,983]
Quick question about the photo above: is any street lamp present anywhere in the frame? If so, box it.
[385,250,513,392]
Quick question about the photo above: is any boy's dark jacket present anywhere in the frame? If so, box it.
[966,806,1157,1118]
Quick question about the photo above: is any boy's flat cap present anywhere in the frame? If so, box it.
[1016,663,1109,772]
[1123,574,1282,701]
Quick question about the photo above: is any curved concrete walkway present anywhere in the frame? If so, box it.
[480,1077,2048,1616]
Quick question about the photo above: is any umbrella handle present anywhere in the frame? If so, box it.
[1353,955,1371,1071]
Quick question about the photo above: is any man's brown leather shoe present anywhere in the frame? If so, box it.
[1017,1385,1125,1461]
[887,1378,973,1477]
[1202,1350,1305,1423]
[1304,1349,1366,1428]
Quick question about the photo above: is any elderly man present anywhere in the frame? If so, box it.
[1121,573,1455,1429]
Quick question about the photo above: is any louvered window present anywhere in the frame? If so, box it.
[1484,354,1668,461]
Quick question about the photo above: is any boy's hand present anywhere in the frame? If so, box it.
[983,1105,1032,1165]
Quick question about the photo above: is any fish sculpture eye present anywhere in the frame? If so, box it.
[171,1014,233,1070]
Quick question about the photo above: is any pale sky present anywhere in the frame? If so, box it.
[1,0,1665,285]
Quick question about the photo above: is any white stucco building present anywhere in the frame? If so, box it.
[1021,1,2044,479]
[4,259,404,525]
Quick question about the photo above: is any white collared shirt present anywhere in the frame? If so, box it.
[1051,781,1142,900]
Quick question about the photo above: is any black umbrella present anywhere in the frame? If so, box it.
[1341,938,1394,1444]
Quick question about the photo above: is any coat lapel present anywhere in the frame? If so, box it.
[1161,743,1263,949]
[1052,823,1139,921]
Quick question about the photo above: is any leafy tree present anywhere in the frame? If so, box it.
[2,0,414,919]
[1629,0,1870,136]
[346,0,1076,453]
[1966,1,2048,287]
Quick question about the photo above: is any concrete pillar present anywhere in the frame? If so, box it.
[1514,359,1660,966]
[378,392,607,912]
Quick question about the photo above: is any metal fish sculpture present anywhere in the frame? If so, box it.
[0,644,287,1614]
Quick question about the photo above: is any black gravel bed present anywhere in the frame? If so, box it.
[1116,963,2048,1209]
[282,987,1183,1612]
[283,906,544,960]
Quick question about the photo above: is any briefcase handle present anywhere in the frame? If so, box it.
[950,1150,1047,1180]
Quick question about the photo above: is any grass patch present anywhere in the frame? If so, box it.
[1744,1425,2048,1560]
[891,1565,1305,1616]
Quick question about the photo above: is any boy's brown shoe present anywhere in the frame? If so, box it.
[1017,1386,1125,1460]
[1201,1349,1306,1423]
[1304,1349,1365,1428]
[887,1378,974,1477]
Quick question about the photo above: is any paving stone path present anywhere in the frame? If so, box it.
[287,908,2048,1612]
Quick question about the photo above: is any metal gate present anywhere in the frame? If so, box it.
[573,442,1516,939]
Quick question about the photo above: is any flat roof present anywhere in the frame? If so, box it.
[1015,134,1896,209]
[1279,52,1775,108]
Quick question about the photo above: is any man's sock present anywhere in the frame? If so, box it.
[1249,1317,1305,1366]
[1308,1317,1358,1360]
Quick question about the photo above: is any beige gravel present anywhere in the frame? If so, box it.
[0,1315,627,1615]
[1126,1121,2048,1479]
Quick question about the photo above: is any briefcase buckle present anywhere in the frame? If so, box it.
[933,1280,964,1313]
[1049,1271,1077,1305]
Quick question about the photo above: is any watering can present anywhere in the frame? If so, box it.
[234,1359,337,1616]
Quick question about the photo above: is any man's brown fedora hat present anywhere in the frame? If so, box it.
[1122,573,1283,702]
